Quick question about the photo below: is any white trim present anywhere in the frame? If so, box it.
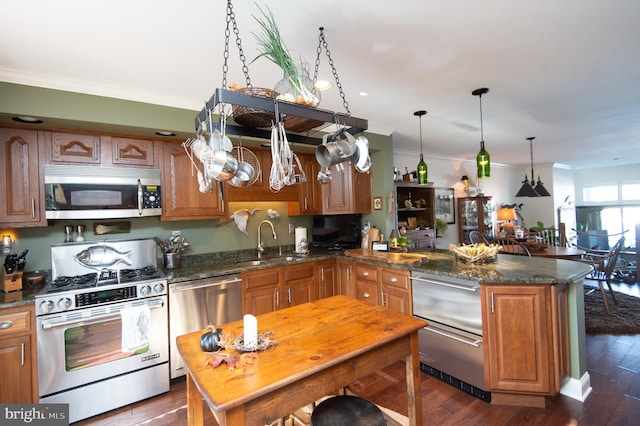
[560,372,592,402]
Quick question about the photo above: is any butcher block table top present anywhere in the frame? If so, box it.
[176,295,427,426]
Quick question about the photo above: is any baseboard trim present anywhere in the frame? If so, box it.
[560,372,592,402]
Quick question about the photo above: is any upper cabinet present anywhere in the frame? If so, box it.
[159,142,225,221]
[45,132,157,167]
[0,128,46,227]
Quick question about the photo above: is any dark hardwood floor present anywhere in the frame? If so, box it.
[75,280,640,426]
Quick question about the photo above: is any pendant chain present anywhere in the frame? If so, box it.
[313,27,351,116]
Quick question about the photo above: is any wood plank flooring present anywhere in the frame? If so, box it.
[75,280,640,426]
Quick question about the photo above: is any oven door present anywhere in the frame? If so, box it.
[37,296,168,397]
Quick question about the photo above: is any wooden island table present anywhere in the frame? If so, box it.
[176,295,427,426]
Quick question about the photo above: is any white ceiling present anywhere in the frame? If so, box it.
[2,0,640,169]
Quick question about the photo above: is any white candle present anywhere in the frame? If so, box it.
[243,314,258,350]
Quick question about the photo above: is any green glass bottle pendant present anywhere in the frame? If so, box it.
[417,153,428,184]
[476,141,490,178]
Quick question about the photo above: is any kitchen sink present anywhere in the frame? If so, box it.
[235,259,271,267]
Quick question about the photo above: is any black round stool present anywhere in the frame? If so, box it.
[310,395,386,426]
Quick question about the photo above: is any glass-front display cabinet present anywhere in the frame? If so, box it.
[457,196,495,244]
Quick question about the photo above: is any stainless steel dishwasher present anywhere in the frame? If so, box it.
[168,274,242,378]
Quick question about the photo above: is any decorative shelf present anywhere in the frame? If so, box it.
[194,88,368,146]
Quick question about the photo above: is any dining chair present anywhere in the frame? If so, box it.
[580,236,625,313]
[535,227,562,246]
[469,231,490,244]
[490,238,532,256]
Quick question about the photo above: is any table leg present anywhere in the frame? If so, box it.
[405,331,423,426]
[186,372,204,426]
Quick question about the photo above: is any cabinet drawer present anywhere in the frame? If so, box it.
[355,264,378,283]
[243,268,280,290]
[284,263,315,282]
[381,268,409,289]
[0,308,31,336]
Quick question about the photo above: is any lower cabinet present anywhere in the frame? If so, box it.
[481,283,569,405]
[336,258,355,298]
[317,259,336,299]
[242,262,318,315]
[0,304,37,403]
[354,262,411,314]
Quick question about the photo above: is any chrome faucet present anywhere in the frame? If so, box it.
[257,220,277,258]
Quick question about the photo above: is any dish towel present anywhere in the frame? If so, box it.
[120,304,151,352]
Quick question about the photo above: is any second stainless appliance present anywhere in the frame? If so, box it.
[411,271,490,401]
[44,164,161,219]
[35,238,169,423]
[168,274,242,378]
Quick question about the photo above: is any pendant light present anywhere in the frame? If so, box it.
[515,137,550,197]
[414,110,428,185]
[472,88,490,178]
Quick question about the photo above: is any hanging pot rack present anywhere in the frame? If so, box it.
[194,0,368,147]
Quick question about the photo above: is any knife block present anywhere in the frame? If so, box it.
[1,267,23,292]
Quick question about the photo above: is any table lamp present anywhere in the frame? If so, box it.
[497,208,516,236]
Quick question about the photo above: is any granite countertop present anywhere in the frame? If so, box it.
[0,248,593,310]
[343,248,593,284]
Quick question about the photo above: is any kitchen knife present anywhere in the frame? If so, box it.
[4,253,17,274]
[17,249,28,271]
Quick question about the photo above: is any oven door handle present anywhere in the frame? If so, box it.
[170,277,241,292]
[137,178,143,216]
[40,300,165,330]
[422,324,482,348]
[410,276,478,292]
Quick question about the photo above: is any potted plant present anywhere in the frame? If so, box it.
[436,218,448,237]
[413,198,426,208]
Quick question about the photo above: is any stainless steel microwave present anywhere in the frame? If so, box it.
[44,165,162,220]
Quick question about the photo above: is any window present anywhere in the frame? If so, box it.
[622,184,640,201]
[583,185,617,202]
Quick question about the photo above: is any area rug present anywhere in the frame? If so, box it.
[583,287,640,335]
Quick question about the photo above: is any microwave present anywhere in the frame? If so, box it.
[45,165,162,220]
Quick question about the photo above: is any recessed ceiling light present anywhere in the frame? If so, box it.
[359,92,368,97]
[155,131,176,137]
[12,116,43,124]
[313,80,332,91]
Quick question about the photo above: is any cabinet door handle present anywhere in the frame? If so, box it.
[362,292,370,299]
[389,277,398,283]
[304,197,308,211]
[0,320,14,329]
[362,271,369,277]
[382,292,386,307]
[275,291,279,307]
[31,199,36,218]
[346,268,351,282]
[491,291,495,313]
[287,288,292,304]
[21,342,25,366]
[320,268,325,282]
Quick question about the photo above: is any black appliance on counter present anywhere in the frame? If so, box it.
[311,214,362,250]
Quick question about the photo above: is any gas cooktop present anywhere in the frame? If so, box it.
[42,266,164,294]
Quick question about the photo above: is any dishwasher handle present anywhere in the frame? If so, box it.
[170,276,241,293]
[422,324,482,348]
[410,275,479,292]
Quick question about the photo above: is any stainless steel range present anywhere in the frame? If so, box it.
[35,238,169,424]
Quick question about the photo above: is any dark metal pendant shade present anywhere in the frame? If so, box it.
[534,177,551,197]
[515,137,550,197]
[516,175,540,197]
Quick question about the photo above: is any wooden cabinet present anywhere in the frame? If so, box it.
[457,196,495,244]
[395,182,435,248]
[0,128,46,227]
[159,142,225,221]
[0,304,37,403]
[481,283,569,406]
[321,161,372,214]
[283,262,316,307]
[316,259,336,299]
[45,132,157,167]
[336,258,355,298]
[224,148,298,202]
[353,262,411,314]
[243,268,282,316]
[295,153,322,215]
[380,268,412,315]
[243,262,318,315]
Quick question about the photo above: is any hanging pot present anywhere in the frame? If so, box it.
[315,131,356,168]
[206,150,238,181]
[229,161,255,187]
